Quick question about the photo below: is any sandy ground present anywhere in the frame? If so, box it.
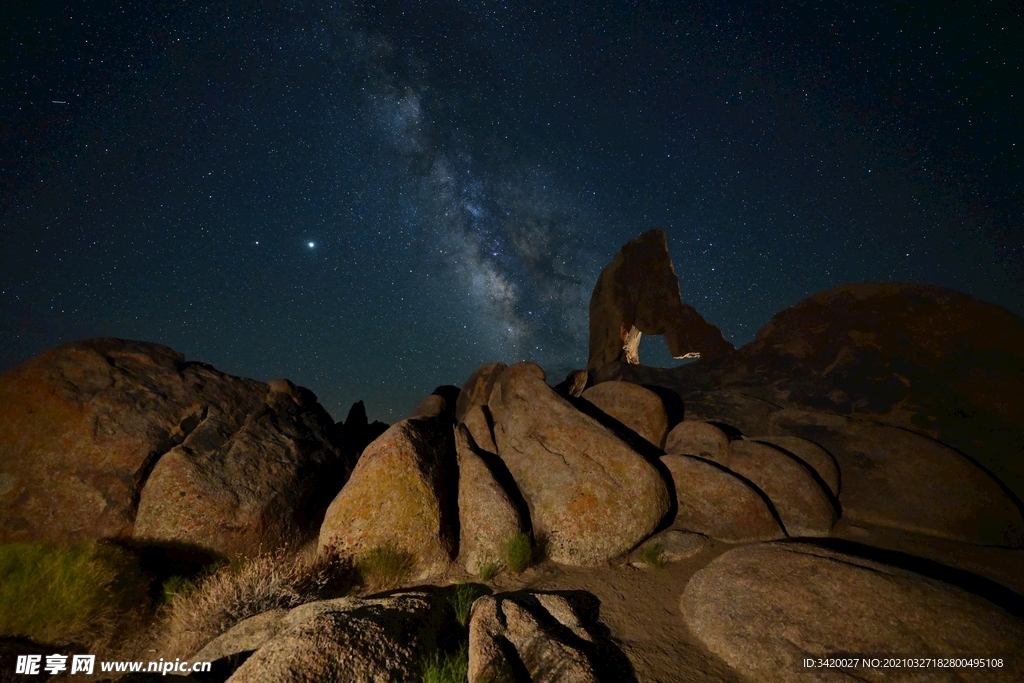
[483,540,746,683]
[441,525,1024,683]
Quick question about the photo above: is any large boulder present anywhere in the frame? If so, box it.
[0,339,349,555]
[135,379,350,556]
[771,408,1024,546]
[317,417,458,579]
[411,385,460,420]
[193,608,289,665]
[681,542,1024,683]
[746,435,840,498]
[709,440,838,537]
[587,229,733,371]
[664,420,730,460]
[469,591,626,683]
[456,363,507,422]
[488,363,671,565]
[661,454,785,543]
[629,529,709,567]
[455,424,526,574]
[225,592,454,683]
[580,381,669,449]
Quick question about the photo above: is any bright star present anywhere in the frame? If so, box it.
[307,241,315,248]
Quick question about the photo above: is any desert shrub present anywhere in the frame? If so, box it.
[500,532,534,574]
[448,583,488,628]
[420,643,469,683]
[160,575,196,604]
[0,540,150,650]
[356,545,415,592]
[478,561,499,582]
[638,543,666,569]
[159,550,353,659]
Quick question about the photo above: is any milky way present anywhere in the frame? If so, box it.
[2,1,1021,421]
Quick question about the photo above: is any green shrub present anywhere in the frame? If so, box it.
[638,543,666,569]
[160,575,196,604]
[356,545,415,592]
[478,561,499,582]
[420,643,468,683]
[0,540,149,649]
[499,532,534,574]
[448,583,488,628]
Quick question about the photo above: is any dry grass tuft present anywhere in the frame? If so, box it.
[355,545,416,592]
[158,550,354,659]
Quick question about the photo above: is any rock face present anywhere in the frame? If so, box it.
[0,339,349,555]
[681,542,1024,683]
[488,363,671,565]
[587,229,733,371]
[581,381,669,449]
[708,440,838,537]
[661,454,785,543]
[455,424,526,574]
[317,417,457,578]
[469,592,617,683]
[771,409,1024,546]
[224,592,454,683]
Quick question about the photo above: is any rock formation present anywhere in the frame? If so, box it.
[704,439,837,537]
[629,529,709,567]
[456,363,507,422]
[664,420,731,461]
[661,454,785,542]
[580,380,670,449]
[134,381,350,556]
[468,591,628,683]
[770,408,1023,546]
[206,592,455,682]
[587,229,733,371]
[682,542,1024,683]
[340,400,389,460]
[455,424,526,575]
[317,416,458,578]
[716,282,1024,505]
[411,385,461,420]
[0,338,350,555]
[487,363,671,565]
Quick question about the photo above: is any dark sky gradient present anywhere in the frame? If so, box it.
[2,1,1022,422]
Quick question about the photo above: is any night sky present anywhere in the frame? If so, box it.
[2,1,1021,422]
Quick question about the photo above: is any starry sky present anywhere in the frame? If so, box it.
[2,1,1022,422]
